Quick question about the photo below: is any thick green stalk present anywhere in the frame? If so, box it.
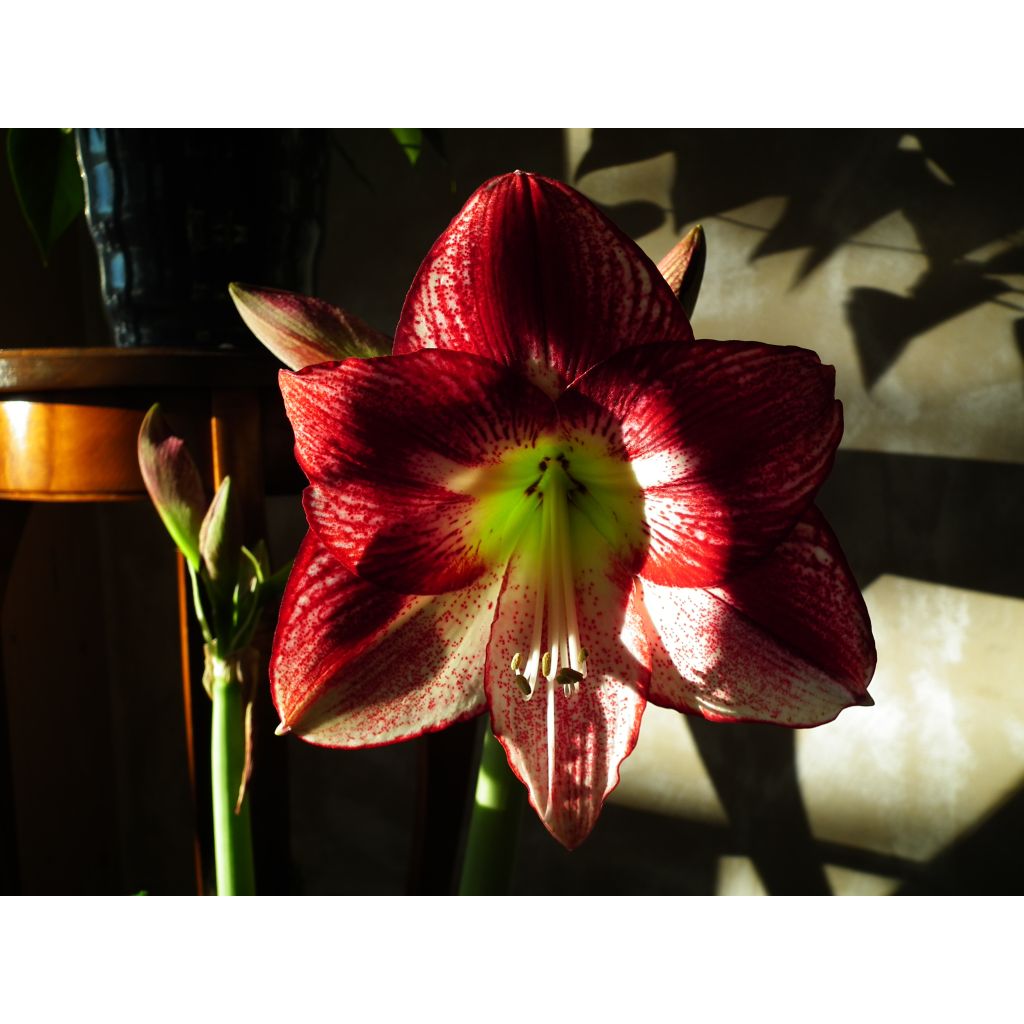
[210,655,255,896]
[458,727,525,895]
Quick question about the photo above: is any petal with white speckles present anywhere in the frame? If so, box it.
[272,532,501,746]
[484,516,650,849]
[639,507,875,725]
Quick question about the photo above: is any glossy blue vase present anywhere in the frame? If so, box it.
[75,129,327,349]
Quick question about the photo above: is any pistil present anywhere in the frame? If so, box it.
[508,453,588,706]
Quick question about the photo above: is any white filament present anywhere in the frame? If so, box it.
[506,458,589,810]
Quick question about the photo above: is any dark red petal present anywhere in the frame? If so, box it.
[640,507,876,726]
[562,339,843,587]
[393,171,694,396]
[483,526,650,849]
[271,532,500,746]
[279,349,555,594]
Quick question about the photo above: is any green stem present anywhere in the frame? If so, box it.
[210,656,255,896]
[458,727,525,895]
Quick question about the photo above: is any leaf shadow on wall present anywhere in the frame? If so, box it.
[569,130,1024,893]
[577,130,1024,389]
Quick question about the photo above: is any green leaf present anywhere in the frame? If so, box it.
[265,559,293,602]
[6,128,84,264]
[189,564,215,648]
[137,405,206,570]
[390,128,424,166]
[229,545,266,651]
[251,539,271,578]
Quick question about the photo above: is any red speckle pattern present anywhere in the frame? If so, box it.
[639,507,875,725]
[566,340,843,587]
[392,172,694,396]
[483,523,650,850]
[271,532,500,746]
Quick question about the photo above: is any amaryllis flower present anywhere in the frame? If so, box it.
[254,171,875,849]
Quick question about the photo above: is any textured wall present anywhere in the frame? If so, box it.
[563,129,1024,894]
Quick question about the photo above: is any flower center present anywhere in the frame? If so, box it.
[462,431,644,723]
[509,452,589,704]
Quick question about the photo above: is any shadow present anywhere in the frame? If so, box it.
[847,267,1010,388]
[512,796,724,895]
[406,717,478,895]
[686,716,831,894]
[671,445,1023,894]
[578,130,1024,388]
[818,450,1024,600]
[896,784,1024,895]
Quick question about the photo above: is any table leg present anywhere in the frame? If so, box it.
[0,502,29,894]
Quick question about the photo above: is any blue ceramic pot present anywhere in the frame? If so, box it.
[76,129,327,349]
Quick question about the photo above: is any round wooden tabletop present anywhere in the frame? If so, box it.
[0,347,281,394]
[0,347,290,501]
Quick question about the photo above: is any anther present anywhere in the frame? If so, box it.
[556,667,584,687]
[510,652,523,673]
[541,651,551,677]
[514,673,532,697]
[578,648,589,664]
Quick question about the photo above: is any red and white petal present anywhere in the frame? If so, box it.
[393,171,694,397]
[563,339,843,588]
[279,349,555,594]
[484,529,650,849]
[639,507,876,726]
[272,532,502,746]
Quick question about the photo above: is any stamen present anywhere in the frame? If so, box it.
[508,449,597,801]
[541,481,557,801]
[524,519,547,699]
[546,461,585,700]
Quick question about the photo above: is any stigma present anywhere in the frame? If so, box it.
[508,452,588,703]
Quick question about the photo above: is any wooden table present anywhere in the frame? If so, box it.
[0,348,295,894]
